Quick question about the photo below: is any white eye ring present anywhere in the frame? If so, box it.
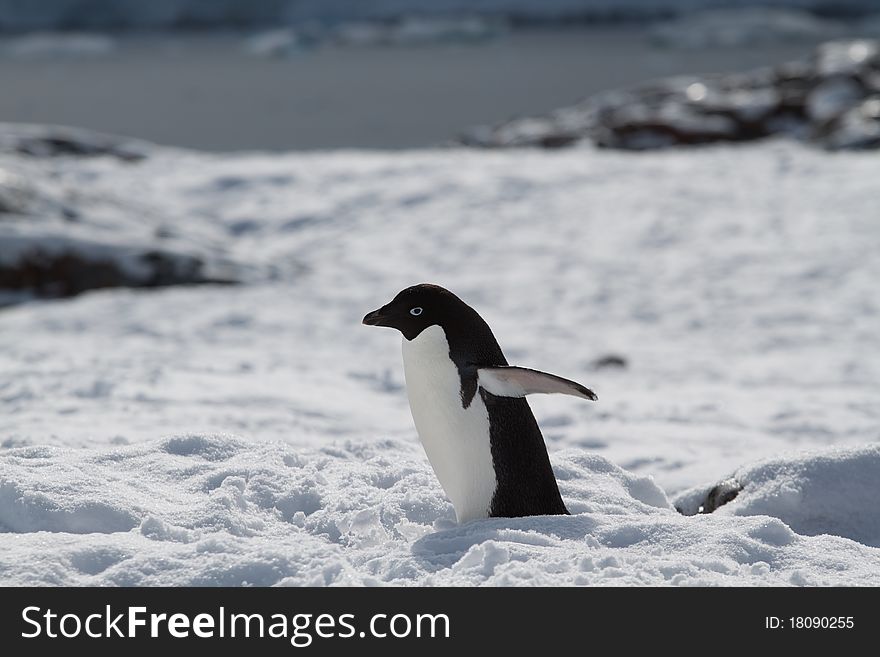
[409,307,423,316]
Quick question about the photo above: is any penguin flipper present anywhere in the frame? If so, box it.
[478,366,597,402]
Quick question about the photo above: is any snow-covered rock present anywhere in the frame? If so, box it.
[0,233,224,303]
[461,39,880,151]
[676,445,880,548]
[821,97,880,149]
[0,124,243,302]
[0,123,148,161]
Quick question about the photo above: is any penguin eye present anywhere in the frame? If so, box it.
[409,307,423,316]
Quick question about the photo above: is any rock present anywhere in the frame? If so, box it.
[595,98,743,149]
[592,354,628,369]
[700,479,743,514]
[0,123,148,162]
[0,244,235,303]
[822,97,880,149]
[0,125,245,307]
[459,39,880,152]
[807,77,865,123]
[675,478,743,516]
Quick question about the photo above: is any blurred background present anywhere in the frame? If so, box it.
[1,0,879,150]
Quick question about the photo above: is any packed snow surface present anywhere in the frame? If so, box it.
[1,137,878,585]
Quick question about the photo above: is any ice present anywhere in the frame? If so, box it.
[650,9,841,49]
[242,29,304,58]
[1,32,116,58]
[243,17,506,57]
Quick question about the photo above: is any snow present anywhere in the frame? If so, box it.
[1,134,879,585]
[0,124,241,301]
[677,445,880,547]
[3,437,878,585]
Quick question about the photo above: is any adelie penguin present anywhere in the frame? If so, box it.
[363,284,597,523]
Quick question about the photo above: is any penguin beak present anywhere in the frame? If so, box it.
[362,308,390,327]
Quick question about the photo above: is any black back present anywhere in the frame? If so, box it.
[363,284,569,517]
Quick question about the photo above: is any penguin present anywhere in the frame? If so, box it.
[362,284,597,523]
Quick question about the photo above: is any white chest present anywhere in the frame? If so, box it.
[401,325,497,523]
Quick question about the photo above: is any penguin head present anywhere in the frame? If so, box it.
[363,283,467,340]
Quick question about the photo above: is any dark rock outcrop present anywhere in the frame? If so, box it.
[675,478,743,516]
[459,39,880,151]
[592,354,628,369]
[0,245,235,304]
[0,123,148,162]
[0,125,243,306]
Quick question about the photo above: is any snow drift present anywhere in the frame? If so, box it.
[677,445,880,548]
[2,436,878,586]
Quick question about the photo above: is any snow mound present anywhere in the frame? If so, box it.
[2,436,879,586]
[677,445,880,547]
[0,123,148,160]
